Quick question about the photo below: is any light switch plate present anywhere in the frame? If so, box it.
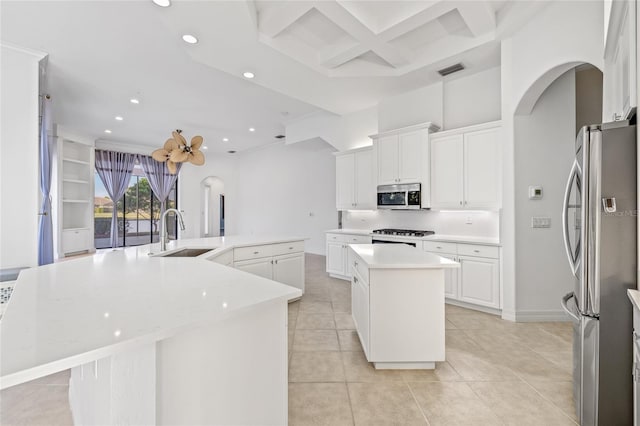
[531,217,551,228]
[529,186,543,200]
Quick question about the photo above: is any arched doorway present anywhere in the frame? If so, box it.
[200,176,225,237]
[512,62,602,320]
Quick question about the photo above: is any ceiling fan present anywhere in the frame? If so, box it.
[152,129,205,174]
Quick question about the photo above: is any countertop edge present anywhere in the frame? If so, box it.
[628,289,640,311]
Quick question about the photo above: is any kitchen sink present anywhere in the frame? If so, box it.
[157,248,216,257]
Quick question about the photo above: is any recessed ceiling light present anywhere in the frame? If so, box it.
[222,137,229,142]
[152,0,171,7]
[202,146,208,150]
[115,116,123,121]
[104,129,112,134]
[130,98,140,104]
[243,71,255,79]
[182,34,198,44]
[249,127,255,132]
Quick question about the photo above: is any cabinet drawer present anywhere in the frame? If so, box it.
[349,251,369,285]
[234,244,273,261]
[327,233,371,244]
[62,229,90,254]
[271,240,305,257]
[457,244,499,259]
[208,249,233,266]
[422,241,457,254]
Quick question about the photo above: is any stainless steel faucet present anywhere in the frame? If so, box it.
[159,208,186,252]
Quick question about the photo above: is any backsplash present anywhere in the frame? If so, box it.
[342,210,500,239]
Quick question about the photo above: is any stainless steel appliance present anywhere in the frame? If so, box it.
[377,184,422,210]
[371,229,435,247]
[561,120,637,425]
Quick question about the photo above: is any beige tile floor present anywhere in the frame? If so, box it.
[0,254,576,425]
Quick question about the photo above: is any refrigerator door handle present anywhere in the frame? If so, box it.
[562,160,580,276]
[561,291,581,322]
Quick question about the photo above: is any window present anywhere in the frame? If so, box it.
[94,165,178,248]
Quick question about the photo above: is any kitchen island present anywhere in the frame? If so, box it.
[349,244,459,369]
[0,236,304,425]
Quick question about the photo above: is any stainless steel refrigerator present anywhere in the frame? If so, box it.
[561,119,637,425]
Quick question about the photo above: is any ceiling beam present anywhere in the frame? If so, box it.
[257,2,314,38]
[456,2,496,36]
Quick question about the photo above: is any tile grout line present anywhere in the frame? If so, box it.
[404,381,430,425]
[518,373,580,425]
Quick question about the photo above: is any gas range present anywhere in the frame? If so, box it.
[372,228,435,238]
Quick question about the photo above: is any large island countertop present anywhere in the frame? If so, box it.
[0,236,304,390]
[349,244,460,269]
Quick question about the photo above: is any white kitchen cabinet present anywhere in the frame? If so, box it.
[325,233,372,279]
[234,257,273,280]
[351,268,370,358]
[458,256,500,309]
[233,241,305,294]
[423,240,501,311]
[430,122,502,210]
[335,148,375,211]
[371,122,439,207]
[603,0,637,121]
[273,253,304,290]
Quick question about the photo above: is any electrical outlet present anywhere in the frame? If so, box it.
[466,216,473,224]
[531,217,551,228]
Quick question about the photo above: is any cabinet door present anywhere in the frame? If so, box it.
[336,154,355,210]
[376,135,399,185]
[352,271,369,356]
[234,258,273,280]
[442,254,459,300]
[464,128,501,209]
[458,256,500,309]
[354,149,375,210]
[430,135,464,209]
[326,241,346,276]
[273,253,304,292]
[398,130,425,183]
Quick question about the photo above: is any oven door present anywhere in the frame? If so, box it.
[371,238,417,248]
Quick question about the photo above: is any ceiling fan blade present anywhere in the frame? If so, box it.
[190,135,204,150]
[164,138,179,151]
[170,150,189,163]
[167,160,177,175]
[172,131,187,147]
[189,150,205,166]
[152,148,169,162]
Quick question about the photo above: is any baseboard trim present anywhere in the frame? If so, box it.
[328,273,350,281]
[514,309,571,322]
[445,299,502,316]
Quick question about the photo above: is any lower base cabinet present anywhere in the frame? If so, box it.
[326,233,372,279]
[423,241,501,310]
[233,244,305,294]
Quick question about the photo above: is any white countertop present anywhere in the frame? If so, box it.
[325,229,500,246]
[349,244,460,269]
[0,236,304,390]
[628,289,640,311]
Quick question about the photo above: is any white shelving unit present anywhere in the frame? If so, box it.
[53,138,95,258]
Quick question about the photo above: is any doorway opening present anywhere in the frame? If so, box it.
[200,176,225,237]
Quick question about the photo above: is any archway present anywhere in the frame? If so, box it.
[511,62,602,321]
[200,176,225,237]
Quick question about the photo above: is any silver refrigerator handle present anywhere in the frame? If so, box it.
[561,291,580,321]
[586,129,601,316]
[562,159,580,276]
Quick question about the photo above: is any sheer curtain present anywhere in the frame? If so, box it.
[137,155,181,219]
[95,150,136,248]
[37,96,53,265]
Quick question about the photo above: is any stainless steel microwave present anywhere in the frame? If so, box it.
[377,183,421,210]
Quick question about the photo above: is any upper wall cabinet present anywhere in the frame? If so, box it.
[603,0,637,121]
[370,122,439,208]
[335,147,375,211]
[430,121,502,210]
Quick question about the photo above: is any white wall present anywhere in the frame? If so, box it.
[232,139,337,255]
[342,210,499,239]
[513,69,577,319]
[0,45,46,268]
[377,82,443,132]
[500,0,603,320]
[443,66,501,130]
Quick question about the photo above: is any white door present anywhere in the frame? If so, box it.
[376,135,399,185]
[335,153,355,210]
[430,134,464,209]
[234,258,273,280]
[464,127,501,209]
[326,242,346,276]
[458,256,500,308]
[354,149,375,210]
[273,253,304,291]
[398,130,424,183]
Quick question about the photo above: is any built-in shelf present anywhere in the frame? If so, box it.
[63,157,91,165]
[63,227,90,232]
[63,178,90,184]
[63,199,90,204]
